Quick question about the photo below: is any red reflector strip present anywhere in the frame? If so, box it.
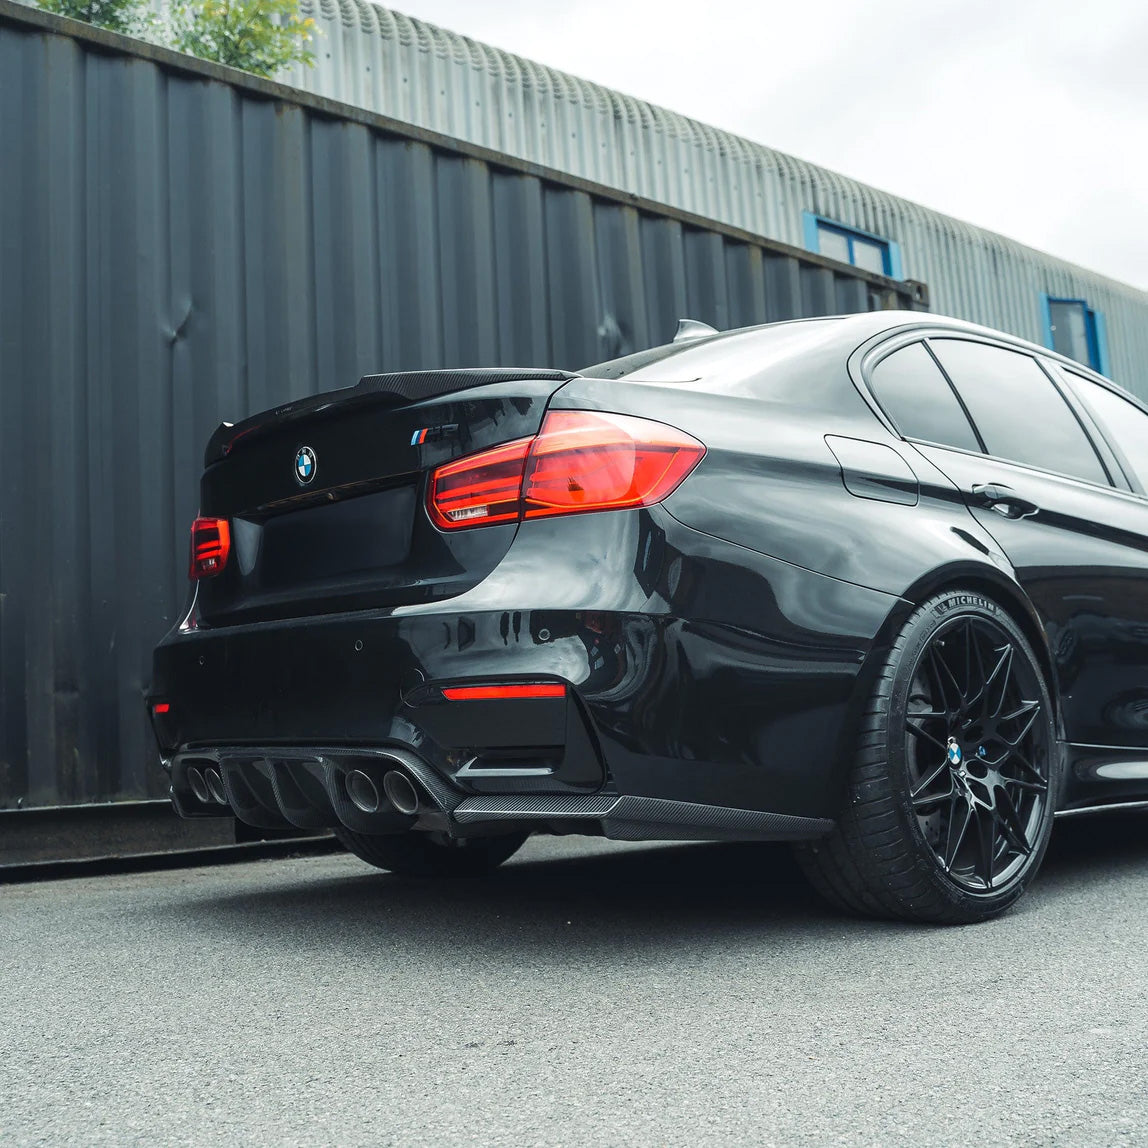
[153,703,171,715]
[441,683,566,701]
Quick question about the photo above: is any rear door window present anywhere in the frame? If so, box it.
[1066,374,1148,489]
[928,339,1109,486]
[868,342,981,452]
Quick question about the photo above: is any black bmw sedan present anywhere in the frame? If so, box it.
[148,311,1148,923]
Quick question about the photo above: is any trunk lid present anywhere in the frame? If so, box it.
[194,370,573,626]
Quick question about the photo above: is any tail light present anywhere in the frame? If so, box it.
[428,411,704,530]
[427,438,532,530]
[189,516,231,579]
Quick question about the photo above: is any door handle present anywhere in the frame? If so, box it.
[971,483,1040,520]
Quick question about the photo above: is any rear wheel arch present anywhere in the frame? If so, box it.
[824,563,1063,819]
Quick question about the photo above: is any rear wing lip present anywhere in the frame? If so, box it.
[204,369,577,466]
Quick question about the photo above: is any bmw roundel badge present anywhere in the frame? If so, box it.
[946,738,963,766]
[294,445,317,485]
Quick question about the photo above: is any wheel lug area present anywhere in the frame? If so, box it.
[945,736,967,774]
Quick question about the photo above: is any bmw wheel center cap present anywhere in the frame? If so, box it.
[294,445,317,485]
[946,738,963,766]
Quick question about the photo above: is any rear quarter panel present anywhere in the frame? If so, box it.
[553,368,1014,602]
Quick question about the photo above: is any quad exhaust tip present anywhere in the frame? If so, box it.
[204,767,227,805]
[346,769,382,814]
[383,769,420,816]
[346,767,421,816]
[186,766,210,805]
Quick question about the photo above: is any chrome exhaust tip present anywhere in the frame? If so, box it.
[383,769,420,816]
[346,769,382,814]
[204,767,227,805]
[186,766,210,805]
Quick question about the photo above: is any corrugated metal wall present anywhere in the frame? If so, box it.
[0,3,915,811]
[267,0,1148,398]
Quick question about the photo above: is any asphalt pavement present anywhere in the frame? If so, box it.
[2,812,1146,1147]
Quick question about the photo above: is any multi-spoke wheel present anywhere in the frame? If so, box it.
[795,589,1059,923]
[906,615,1051,894]
[335,827,529,877]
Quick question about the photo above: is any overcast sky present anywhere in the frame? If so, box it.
[390,0,1148,290]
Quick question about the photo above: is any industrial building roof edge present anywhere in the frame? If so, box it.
[290,0,1146,304]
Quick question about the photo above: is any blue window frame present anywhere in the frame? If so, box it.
[1040,294,1110,376]
[802,212,903,279]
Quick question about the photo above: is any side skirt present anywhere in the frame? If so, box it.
[454,794,834,842]
[1055,799,1148,819]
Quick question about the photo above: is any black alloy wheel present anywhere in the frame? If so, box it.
[795,590,1059,923]
[906,614,1050,893]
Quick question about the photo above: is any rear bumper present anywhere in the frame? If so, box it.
[151,509,902,823]
[168,744,835,842]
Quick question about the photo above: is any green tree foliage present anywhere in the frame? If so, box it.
[36,0,317,79]
[168,0,316,78]
[37,0,154,38]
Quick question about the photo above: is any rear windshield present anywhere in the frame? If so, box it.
[579,318,844,380]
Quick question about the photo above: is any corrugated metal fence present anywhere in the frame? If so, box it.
[0,2,920,813]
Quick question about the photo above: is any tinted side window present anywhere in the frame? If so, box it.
[929,340,1108,485]
[868,342,981,452]
[1069,375,1148,489]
